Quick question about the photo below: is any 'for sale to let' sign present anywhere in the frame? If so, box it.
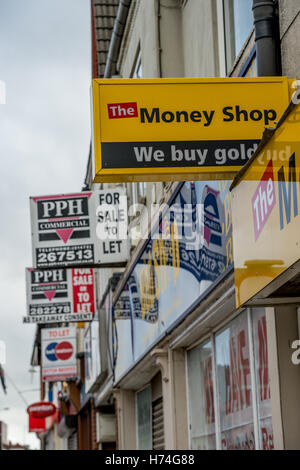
[72,268,96,315]
[23,267,96,324]
[30,190,128,269]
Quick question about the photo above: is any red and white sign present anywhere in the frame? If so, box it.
[72,268,96,315]
[107,102,138,119]
[24,267,96,324]
[41,326,77,382]
[29,415,46,434]
[27,402,56,419]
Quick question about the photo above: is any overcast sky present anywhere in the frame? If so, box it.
[0,0,91,448]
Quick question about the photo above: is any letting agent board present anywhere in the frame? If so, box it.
[41,327,77,382]
[23,267,96,324]
[30,190,128,269]
[91,77,293,183]
[95,187,129,264]
[230,101,300,308]
[30,192,96,268]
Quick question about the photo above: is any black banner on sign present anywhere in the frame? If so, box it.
[101,140,260,169]
[37,196,89,220]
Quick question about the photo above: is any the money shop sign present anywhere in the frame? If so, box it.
[91,77,293,183]
[230,102,300,308]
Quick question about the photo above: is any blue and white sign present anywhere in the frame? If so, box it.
[41,326,77,382]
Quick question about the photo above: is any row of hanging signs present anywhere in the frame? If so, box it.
[24,76,297,391]
[24,77,295,326]
[24,188,129,324]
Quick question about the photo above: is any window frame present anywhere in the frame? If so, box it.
[217,0,254,76]
[186,308,273,450]
[136,384,153,450]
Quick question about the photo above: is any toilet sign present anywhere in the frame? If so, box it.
[30,190,128,269]
[95,188,129,264]
[91,77,293,183]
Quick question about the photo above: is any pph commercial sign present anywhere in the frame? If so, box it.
[30,190,128,268]
[23,267,96,324]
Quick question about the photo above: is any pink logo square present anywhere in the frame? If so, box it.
[252,160,276,241]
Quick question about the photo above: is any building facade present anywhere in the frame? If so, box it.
[31,0,300,451]
[85,0,300,451]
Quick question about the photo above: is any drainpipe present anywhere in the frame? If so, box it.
[156,0,162,77]
[252,0,281,76]
[104,0,132,78]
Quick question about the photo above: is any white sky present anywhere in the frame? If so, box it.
[0,0,91,449]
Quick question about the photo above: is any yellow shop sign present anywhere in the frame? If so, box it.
[230,102,300,308]
[91,77,293,183]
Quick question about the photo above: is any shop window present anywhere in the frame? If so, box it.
[136,386,152,450]
[187,341,216,450]
[187,309,274,450]
[136,373,165,450]
[223,0,253,72]
[216,311,255,450]
[252,308,274,450]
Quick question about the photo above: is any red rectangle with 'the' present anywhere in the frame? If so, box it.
[107,102,138,119]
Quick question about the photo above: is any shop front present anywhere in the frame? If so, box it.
[110,151,299,449]
[186,307,273,450]
[229,101,300,449]
[111,178,259,450]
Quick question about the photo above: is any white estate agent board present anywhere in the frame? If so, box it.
[41,327,77,382]
[95,187,128,264]
[30,189,128,269]
[23,267,96,324]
